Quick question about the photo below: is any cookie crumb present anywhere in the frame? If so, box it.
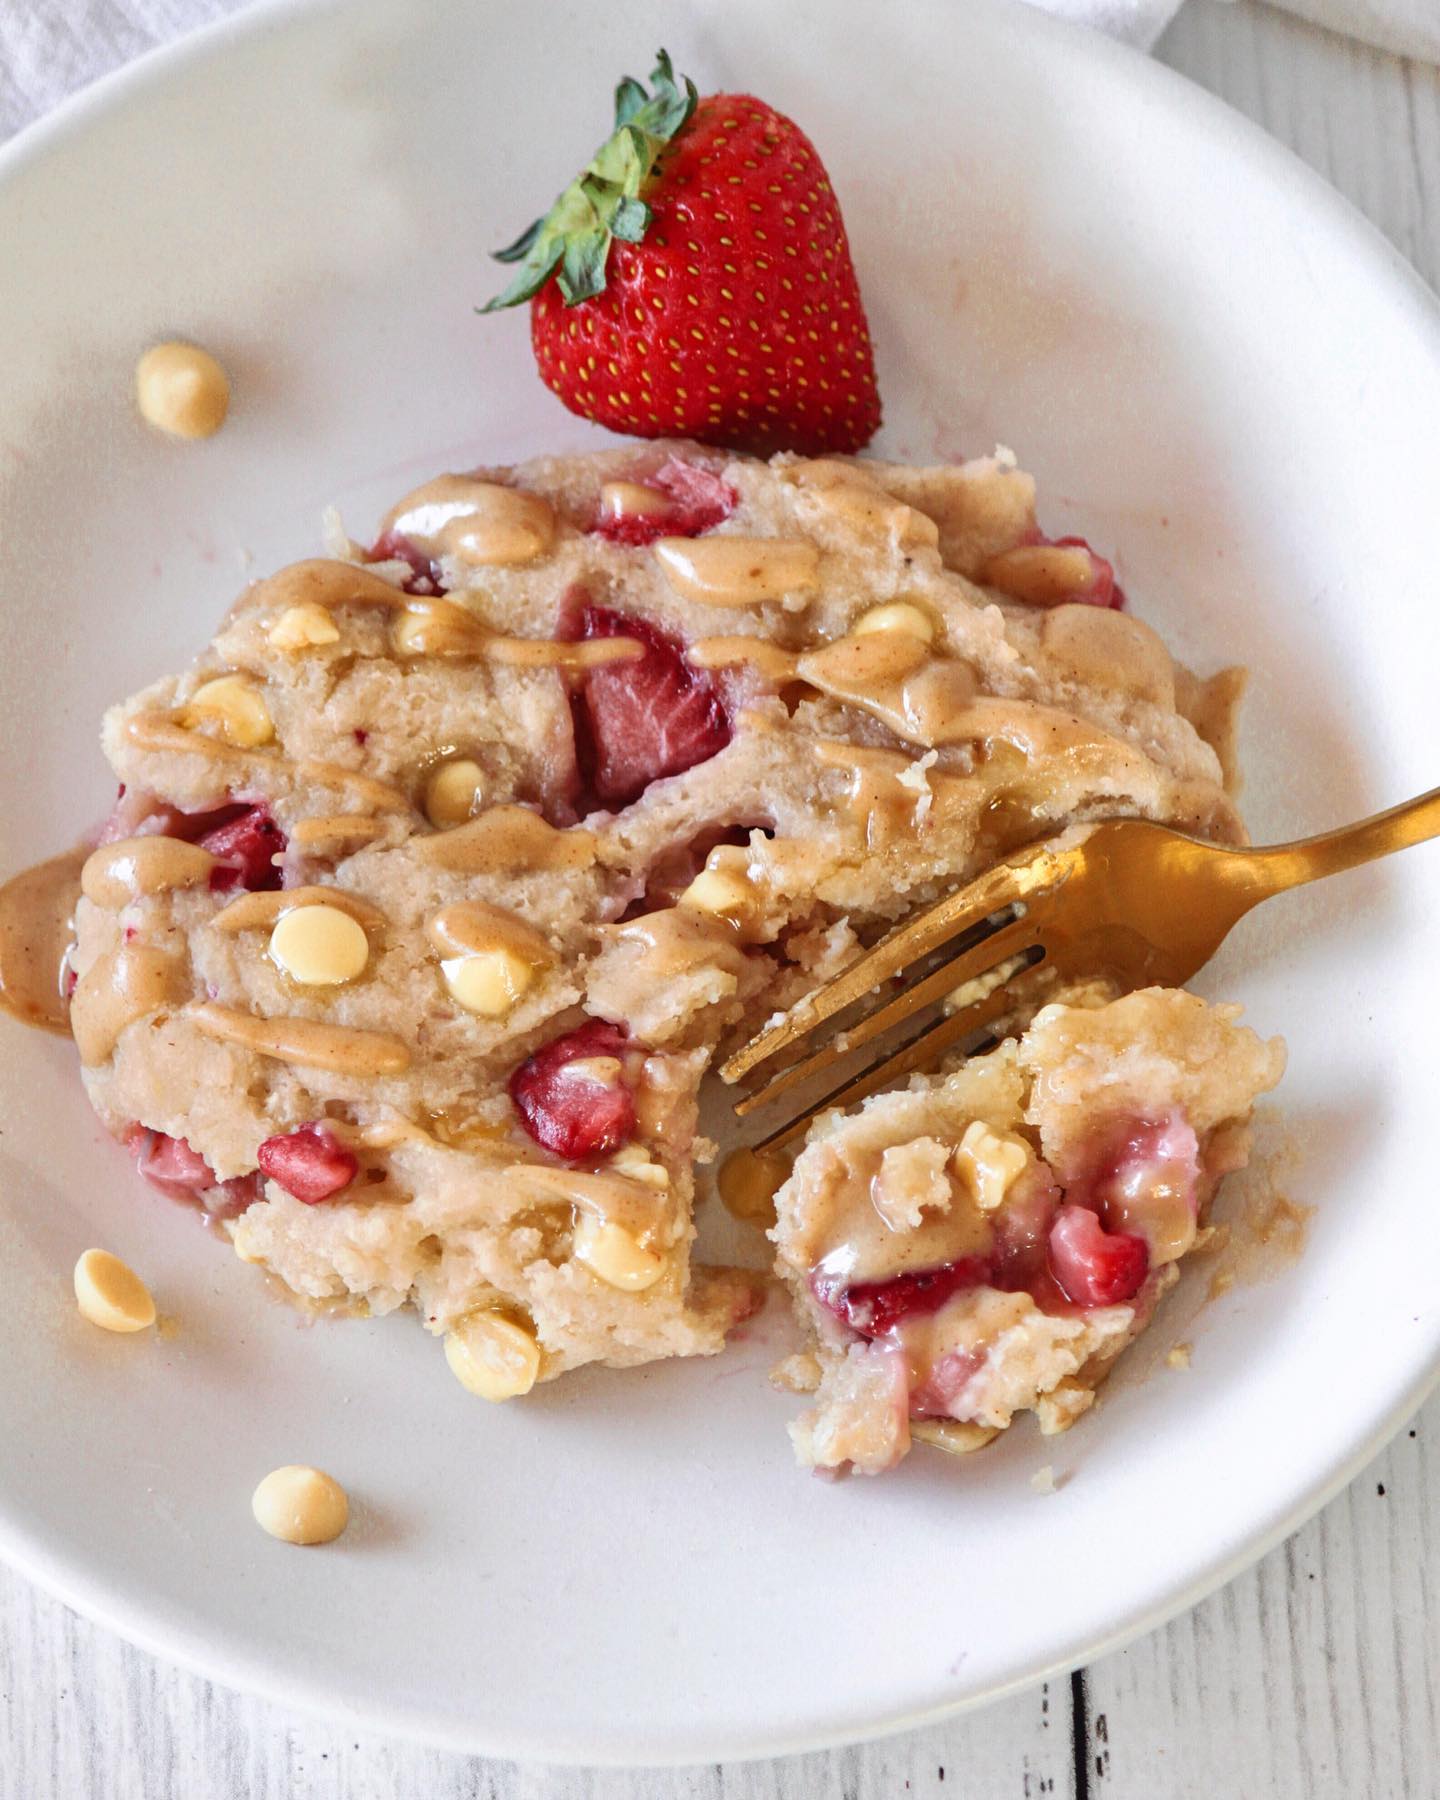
[1166,1342,1192,1370]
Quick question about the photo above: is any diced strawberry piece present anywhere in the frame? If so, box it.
[1067,1112,1200,1263]
[591,458,737,547]
[988,1163,1062,1292]
[509,1019,637,1161]
[130,1128,214,1195]
[96,785,194,845]
[567,605,730,809]
[1048,535,1125,609]
[813,1255,991,1340]
[368,528,447,596]
[257,1124,358,1204]
[910,1346,987,1419]
[196,806,285,892]
[211,1174,265,1219]
[127,1126,262,1217]
[1047,1204,1149,1307]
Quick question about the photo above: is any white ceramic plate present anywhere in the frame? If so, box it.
[1,0,1438,1765]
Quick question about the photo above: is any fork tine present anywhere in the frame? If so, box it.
[749,974,1030,1154]
[731,911,1040,1117]
[719,840,1075,1087]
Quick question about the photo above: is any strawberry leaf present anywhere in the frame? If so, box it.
[482,48,697,312]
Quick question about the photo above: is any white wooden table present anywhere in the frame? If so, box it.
[2,3,1437,1793]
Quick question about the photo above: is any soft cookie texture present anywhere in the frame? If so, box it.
[71,441,1249,1398]
[773,989,1285,1475]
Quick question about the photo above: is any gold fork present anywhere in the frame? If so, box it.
[721,786,1440,1153]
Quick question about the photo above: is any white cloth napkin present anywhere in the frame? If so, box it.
[1,0,1437,145]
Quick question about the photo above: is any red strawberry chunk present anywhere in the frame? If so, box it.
[1047,1204,1149,1307]
[509,1019,637,1161]
[257,1124,358,1204]
[813,1255,991,1340]
[591,458,737,547]
[368,528,447,596]
[1066,1112,1199,1263]
[96,785,192,845]
[127,1127,261,1217]
[196,806,285,892]
[130,1128,213,1195]
[567,605,730,809]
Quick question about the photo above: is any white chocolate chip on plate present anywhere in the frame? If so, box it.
[251,1465,350,1545]
[134,340,231,440]
[73,1248,156,1333]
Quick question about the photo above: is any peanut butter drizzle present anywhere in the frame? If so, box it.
[125,711,265,763]
[186,1002,411,1074]
[246,558,412,614]
[321,1114,438,1151]
[798,1140,994,1286]
[426,900,554,963]
[395,597,643,669]
[72,944,187,1066]
[797,633,984,746]
[1041,604,1176,708]
[783,459,942,551]
[293,759,409,810]
[483,636,642,670]
[509,1164,672,1240]
[0,849,85,1034]
[123,712,409,812]
[212,886,387,933]
[290,815,385,849]
[603,906,750,978]
[380,475,555,567]
[688,637,800,681]
[414,805,598,874]
[717,1146,790,1229]
[81,836,216,908]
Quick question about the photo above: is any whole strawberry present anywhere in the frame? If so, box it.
[483,51,881,456]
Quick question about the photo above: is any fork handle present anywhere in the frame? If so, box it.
[1242,783,1440,895]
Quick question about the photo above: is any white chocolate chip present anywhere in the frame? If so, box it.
[680,863,752,919]
[572,1213,666,1291]
[607,1142,670,1188]
[268,903,370,987]
[952,1120,1030,1213]
[73,1248,156,1334]
[561,1055,625,1086]
[852,601,936,644]
[268,603,340,652]
[444,1312,541,1400]
[251,1465,349,1545]
[424,758,486,828]
[441,946,535,1016]
[653,535,820,606]
[135,341,230,440]
[182,675,274,747]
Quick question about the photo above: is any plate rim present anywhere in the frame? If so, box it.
[1,0,1439,1765]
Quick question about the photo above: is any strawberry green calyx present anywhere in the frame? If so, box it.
[482,50,697,311]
